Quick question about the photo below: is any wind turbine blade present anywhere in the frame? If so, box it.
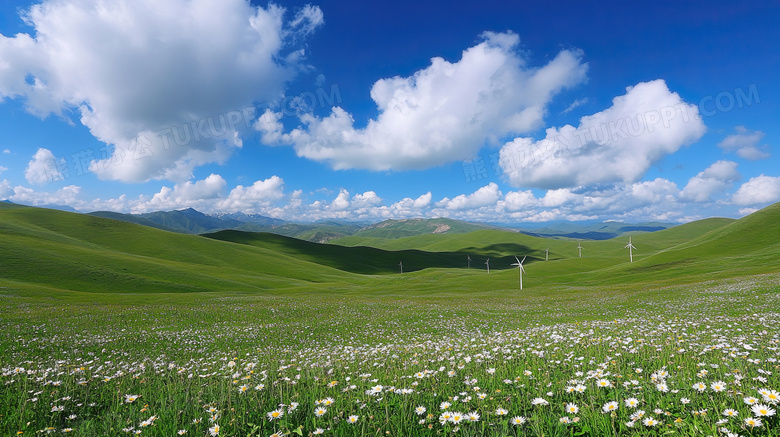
[521,255,527,264]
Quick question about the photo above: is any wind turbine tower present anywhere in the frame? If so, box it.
[399,261,403,273]
[467,254,471,269]
[577,241,583,258]
[511,256,527,290]
[485,258,490,274]
[545,247,549,261]
[625,236,637,263]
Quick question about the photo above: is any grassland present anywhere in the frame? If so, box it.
[1,202,780,436]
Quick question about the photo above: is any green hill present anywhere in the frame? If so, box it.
[235,221,363,243]
[2,201,779,298]
[0,203,363,294]
[88,210,180,232]
[345,217,498,240]
[203,230,475,274]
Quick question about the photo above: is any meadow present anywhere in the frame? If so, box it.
[1,203,780,436]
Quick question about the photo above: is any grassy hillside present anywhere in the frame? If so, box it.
[235,221,363,243]
[204,230,472,274]
[346,217,497,240]
[0,203,363,294]
[88,210,180,232]
[2,202,779,298]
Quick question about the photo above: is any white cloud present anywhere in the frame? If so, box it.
[0,179,12,199]
[90,174,285,213]
[499,79,706,189]
[330,189,351,211]
[24,148,64,184]
[680,160,740,202]
[257,31,587,170]
[10,184,81,206]
[290,4,324,36]
[138,174,228,212]
[412,192,432,208]
[628,178,679,205]
[2,149,10,154]
[501,189,538,211]
[495,179,681,223]
[216,176,285,212]
[541,188,577,207]
[0,0,322,182]
[352,191,382,208]
[436,182,501,210]
[562,97,588,114]
[718,126,770,160]
[0,165,7,174]
[732,175,780,206]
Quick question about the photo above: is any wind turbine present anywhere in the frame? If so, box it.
[545,247,549,261]
[485,258,490,274]
[577,241,583,258]
[511,256,527,290]
[399,261,403,273]
[624,236,637,263]
[467,254,471,269]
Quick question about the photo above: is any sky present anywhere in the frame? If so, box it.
[0,0,779,224]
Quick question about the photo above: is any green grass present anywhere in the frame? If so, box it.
[2,203,780,436]
[2,202,779,297]
[345,217,493,240]
[203,230,475,274]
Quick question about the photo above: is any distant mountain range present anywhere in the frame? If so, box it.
[83,207,673,242]
[0,199,674,242]
[87,208,365,242]
[512,221,672,240]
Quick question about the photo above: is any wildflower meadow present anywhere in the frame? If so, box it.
[2,275,779,436]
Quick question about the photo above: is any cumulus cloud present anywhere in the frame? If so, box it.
[0,179,12,199]
[436,183,501,210]
[386,192,433,216]
[499,79,706,189]
[330,189,351,211]
[501,189,537,211]
[680,160,740,202]
[257,31,587,170]
[495,179,682,223]
[139,174,228,212]
[541,188,578,207]
[717,126,770,160]
[24,148,64,184]
[732,175,780,206]
[216,176,285,212]
[0,0,322,182]
[10,184,82,206]
[85,174,284,213]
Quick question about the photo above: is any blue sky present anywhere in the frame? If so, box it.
[0,0,778,223]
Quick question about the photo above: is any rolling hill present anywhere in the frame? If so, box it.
[348,218,500,239]
[2,202,779,297]
[0,203,366,294]
[203,230,475,274]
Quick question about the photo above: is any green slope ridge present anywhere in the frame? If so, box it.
[203,230,482,274]
[347,217,495,240]
[0,203,362,294]
[2,201,779,296]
